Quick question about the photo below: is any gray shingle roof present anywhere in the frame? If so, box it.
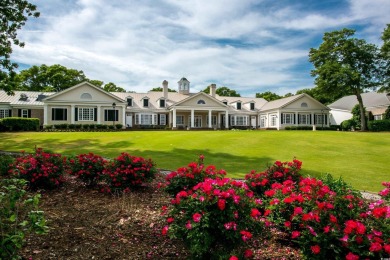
[328,92,390,111]
[0,91,54,106]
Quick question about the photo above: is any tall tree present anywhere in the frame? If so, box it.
[255,91,281,101]
[16,64,87,92]
[149,87,177,92]
[378,24,390,93]
[103,82,126,92]
[309,28,381,131]
[202,85,241,97]
[0,0,39,94]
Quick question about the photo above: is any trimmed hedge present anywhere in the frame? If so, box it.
[367,119,390,132]
[43,123,123,131]
[0,117,40,131]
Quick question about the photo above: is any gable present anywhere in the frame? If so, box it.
[283,96,327,110]
[173,93,226,108]
[45,82,123,103]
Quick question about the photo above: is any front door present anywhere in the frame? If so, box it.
[126,115,132,127]
[194,116,202,128]
[251,116,256,128]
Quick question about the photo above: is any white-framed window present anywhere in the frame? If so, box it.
[78,107,94,121]
[315,114,324,125]
[135,113,157,125]
[231,115,248,126]
[250,103,255,110]
[0,109,9,118]
[374,115,383,120]
[282,113,294,124]
[206,115,217,125]
[197,100,206,105]
[159,99,165,108]
[236,102,242,110]
[176,115,184,125]
[21,109,29,118]
[160,114,166,125]
[299,114,310,125]
[52,108,67,121]
[260,116,266,128]
[143,98,149,107]
[301,102,308,108]
[141,114,152,125]
[80,93,92,100]
[104,109,118,121]
[270,115,277,127]
[127,98,133,106]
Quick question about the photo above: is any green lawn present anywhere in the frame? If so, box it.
[1,131,389,192]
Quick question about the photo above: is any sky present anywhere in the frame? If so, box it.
[12,0,390,96]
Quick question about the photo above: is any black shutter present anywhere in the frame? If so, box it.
[64,109,68,121]
[104,110,108,121]
[297,114,300,125]
[280,113,283,124]
[52,108,55,120]
[94,108,97,121]
[293,114,296,124]
[309,115,312,125]
[314,114,316,124]
[9,110,12,117]
[115,110,118,121]
[18,109,21,117]
[325,114,327,125]
[28,109,31,118]
[75,107,78,121]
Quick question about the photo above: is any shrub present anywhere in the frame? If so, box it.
[367,120,390,132]
[55,124,68,130]
[162,177,266,259]
[74,124,82,130]
[102,153,157,192]
[9,148,67,190]
[44,125,53,131]
[68,124,76,130]
[379,182,390,202]
[0,117,40,131]
[115,124,123,129]
[0,155,15,176]
[245,159,302,197]
[164,155,226,196]
[0,178,48,259]
[69,153,107,187]
[341,119,357,131]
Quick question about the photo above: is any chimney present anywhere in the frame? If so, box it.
[210,84,216,98]
[162,80,168,99]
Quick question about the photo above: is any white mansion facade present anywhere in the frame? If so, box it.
[0,77,330,130]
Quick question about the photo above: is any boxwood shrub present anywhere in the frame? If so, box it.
[368,119,390,132]
[0,118,40,131]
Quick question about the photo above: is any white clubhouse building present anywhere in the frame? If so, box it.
[0,77,330,130]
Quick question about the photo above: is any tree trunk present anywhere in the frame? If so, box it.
[356,92,367,131]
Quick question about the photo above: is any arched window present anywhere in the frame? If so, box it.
[301,102,308,108]
[81,93,92,100]
[197,100,206,104]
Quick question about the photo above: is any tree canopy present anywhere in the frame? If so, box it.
[309,28,382,131]
[149,87,177,92]
[378,24,390,93]
[0,0,40,94]
[255,91,281,101]
[202,85,241,97]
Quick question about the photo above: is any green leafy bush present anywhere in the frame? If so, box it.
[367,120,390,131]
[9,148,67,190]
[341,119,357,131]
[0,155,15,176]
[0,178,48,259]
[0,118,40,131]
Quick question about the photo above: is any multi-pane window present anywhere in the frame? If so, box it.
[176,115,184,125]
[160,99,165,108]
[104,109,118,121]
[299,114,310,125]
[141,114,152,125]
[52,108,67,121]
[250,103,255,110]
[236,102,242,110]
[78,108,94,121]
[231,115,248,126]
[127,98,133,106]
[0,109,9,118]
[316,114,324,125]
[260,116,266,128]
[282,113,294,124]
[270,115,277,127]
[374,115,383,120]
[143,99,149,107]
[206,115,217,125]
[160,114,166,125]
[21,109,29,118]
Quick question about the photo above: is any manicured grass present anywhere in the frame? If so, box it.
[1,131,389,192]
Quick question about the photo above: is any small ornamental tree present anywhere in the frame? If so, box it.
[9,148,67,189]
[102,153,157,193]
[162,177,266,259]
[164,155,227,196]
[68,153,107,187]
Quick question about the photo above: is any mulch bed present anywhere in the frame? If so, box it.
[17,173,301,260]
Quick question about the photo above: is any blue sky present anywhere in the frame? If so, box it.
[13,0,390,96]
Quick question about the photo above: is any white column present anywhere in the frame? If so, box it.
[191,109,195,128]
[168,111,172,127]
[217,112,221,129]
[43,104,48,125]
[225,110,228,129]
[173,108,177,128]
[122,105,126,128]
[71,105,75,124]
[97,105,101,124]
[208,110,212,128]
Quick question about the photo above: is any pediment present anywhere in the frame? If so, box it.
[172,92,227,108]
